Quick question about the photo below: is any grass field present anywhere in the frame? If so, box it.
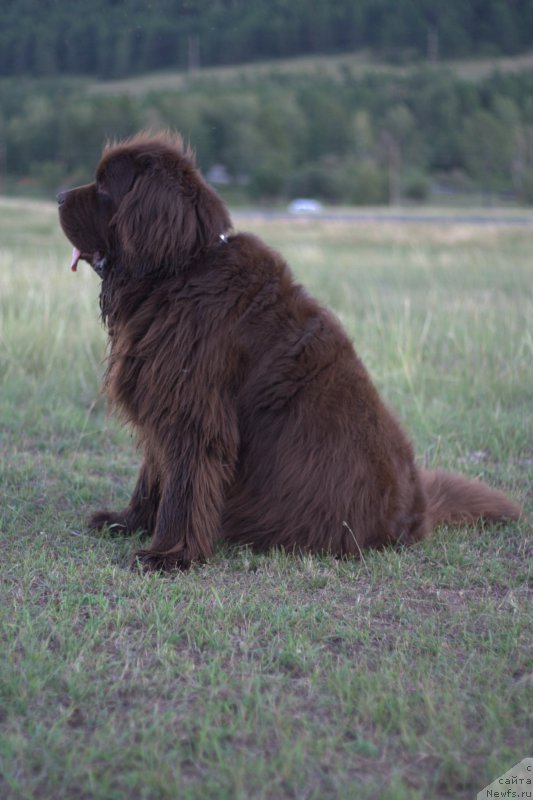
[89,49,533,96]
[0,198,531,799]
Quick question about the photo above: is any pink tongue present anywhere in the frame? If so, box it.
[70,247,81,272]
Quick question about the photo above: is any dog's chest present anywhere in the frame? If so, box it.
[104,310,207,429]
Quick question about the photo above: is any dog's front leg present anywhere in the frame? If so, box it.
[89,456,161,536]
[132,427,238,572]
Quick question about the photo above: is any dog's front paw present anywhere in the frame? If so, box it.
[89,509,130,533]
[131,548,192,573]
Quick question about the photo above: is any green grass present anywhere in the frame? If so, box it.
[1,198,532,799]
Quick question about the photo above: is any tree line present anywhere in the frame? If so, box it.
[2,66,533,205]
[2,0,533,78]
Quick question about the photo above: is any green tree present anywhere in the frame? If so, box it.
[512,125,533,204]
[461,109,514,199]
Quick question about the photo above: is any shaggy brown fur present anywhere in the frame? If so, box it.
[57,132,521,571]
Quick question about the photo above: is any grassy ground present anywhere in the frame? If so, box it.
[89,50,533,96]
[0,198,531,799]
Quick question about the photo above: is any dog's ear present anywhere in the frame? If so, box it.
[111,157,231,271]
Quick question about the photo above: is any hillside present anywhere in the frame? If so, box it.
[89,50,533,96]
[2,50,533,206]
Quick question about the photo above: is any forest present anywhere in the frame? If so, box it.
[2,0,533,78]
[1,0,533,204]
[2,66,533,205]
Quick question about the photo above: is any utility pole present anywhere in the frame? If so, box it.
[188,34,200,72]
[0,142,6,195]
[427,24,439,63]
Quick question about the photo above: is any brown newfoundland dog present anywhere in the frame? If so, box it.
[57,132,520,571]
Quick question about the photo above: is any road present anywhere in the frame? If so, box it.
[233,209,533,227]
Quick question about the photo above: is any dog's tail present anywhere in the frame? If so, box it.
[421,469,521,529]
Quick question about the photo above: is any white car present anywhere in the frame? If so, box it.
[287,198,324,215]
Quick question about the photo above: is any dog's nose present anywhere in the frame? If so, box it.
[56,191,66,206]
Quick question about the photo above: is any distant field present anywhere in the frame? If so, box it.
[1,198,531,799]
[90,49,533,95]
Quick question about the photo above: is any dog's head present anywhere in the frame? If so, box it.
[57,132,232,276]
